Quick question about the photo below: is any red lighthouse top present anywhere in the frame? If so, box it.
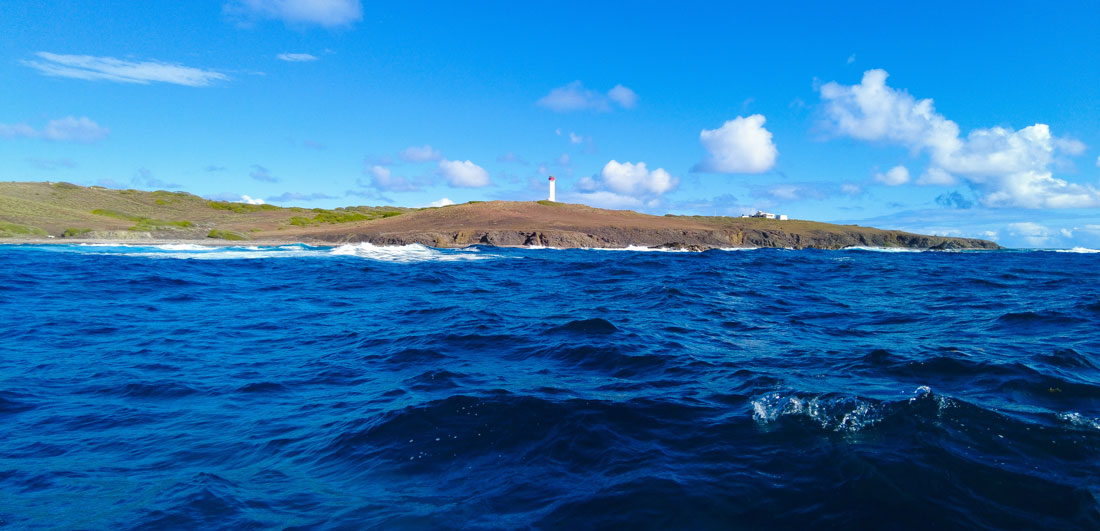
[548,176,555,181]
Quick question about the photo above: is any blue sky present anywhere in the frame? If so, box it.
[3,1,1100,248]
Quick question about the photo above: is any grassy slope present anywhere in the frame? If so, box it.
[0,182,410,239]
[0,181,997,249]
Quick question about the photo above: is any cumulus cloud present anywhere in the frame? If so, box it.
[694,114,778,173]
[875,165,910,186]
[249,165,278,182]
[0,116,109,143]
[399,144,443,162]
[439,159,490,187]
[366,164,419,192]
[23,52,227,86]
[427,198,455,207]
[240,195,265,204]
[575,160,678,208]
[819,69,1099,208]
[537,81,638,112]
[225,0,363,28]
[277,53,318,62]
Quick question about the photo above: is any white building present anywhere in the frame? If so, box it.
[743,210,788,220]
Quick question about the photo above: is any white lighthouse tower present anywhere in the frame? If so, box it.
[547,175,556,202]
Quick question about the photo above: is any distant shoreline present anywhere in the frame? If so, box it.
[1,181,1000,251]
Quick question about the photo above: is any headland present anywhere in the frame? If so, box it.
[0,181,998,250]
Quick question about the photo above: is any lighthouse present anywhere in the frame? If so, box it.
[547,175,556,202]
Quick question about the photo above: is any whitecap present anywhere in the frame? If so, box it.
[1055,247,1100,254]
[1058,412,1100,429]
[841,246,923,253]
[751,392,884,432]
[329,242,497,262]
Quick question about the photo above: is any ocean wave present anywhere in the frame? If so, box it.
[1055,247,1100,254]
[46,242,501,262]
[751,386,953,432]
[330,242,497,262]
[841,246,923,252]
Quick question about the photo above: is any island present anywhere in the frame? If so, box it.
[0,181,999,250]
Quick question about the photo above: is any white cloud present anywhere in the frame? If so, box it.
[582,160,678,200]
[427,198,455,207]
[1096,156,1100,167]
[569,132,584,144]
[399,144,443,162]
[819,69,1100,208]
[225,0,363,28]
[367,164,418,192]
[841,183,862,195]
[916,167,957,186]
[439,159,490,187]
[536,81,637,112]
[847,54,856,64]
[694,114,778,173]
[0,116,108,143]
[24,52,227,87]
[607,84,638,109]
[1007,222,1053,246]
[875,165,910,186]
[240,195,266,204]
[277,53,318,62]
[572,190,645,210]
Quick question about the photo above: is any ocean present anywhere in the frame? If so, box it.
[1,243,1098,529]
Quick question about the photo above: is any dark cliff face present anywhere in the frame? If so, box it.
[311,227,1000,251]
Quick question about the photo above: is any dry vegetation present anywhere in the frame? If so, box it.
[0,181,997,249]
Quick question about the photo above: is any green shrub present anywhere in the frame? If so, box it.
[61,227,92,238]
[91,209,192,231]
[207,229,247,240]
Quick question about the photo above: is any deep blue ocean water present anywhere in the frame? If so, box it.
[1,242,1099,529]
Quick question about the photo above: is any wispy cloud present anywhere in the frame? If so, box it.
[277,53,318,62]
[537,81,638,113]
[225,0,363,28]
[1,116,109,143]
[400,144,443,162]
[132,167,181,190]
[27,158,76,170]
[267,191,337,203]
[23,52,228,87]
[249,165,278,182]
